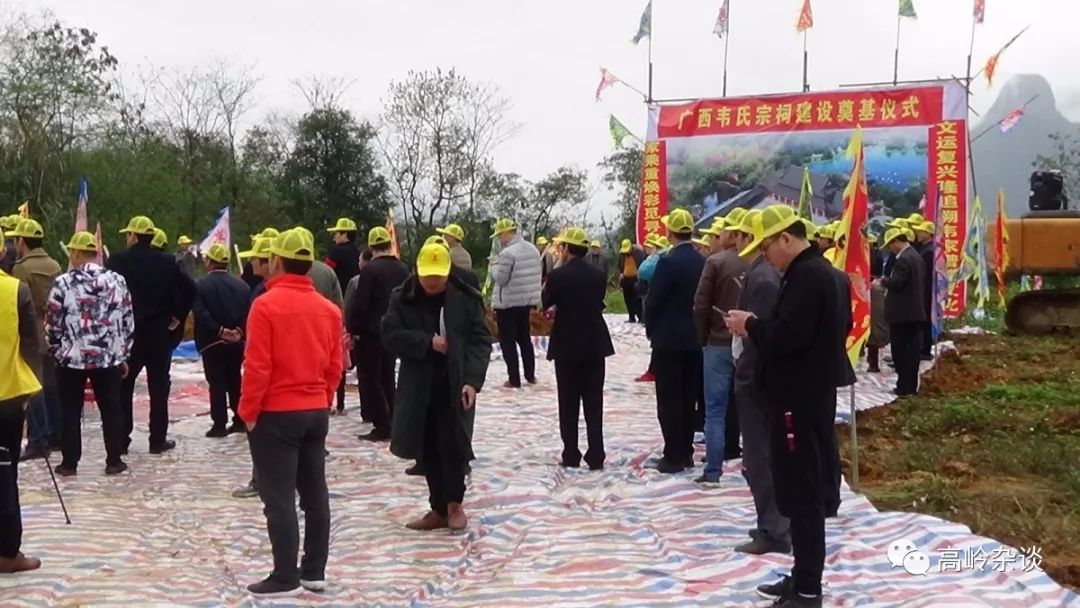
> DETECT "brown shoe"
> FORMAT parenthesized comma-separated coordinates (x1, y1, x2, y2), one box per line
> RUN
(0, 553, 42, 574)
(447, 503, 468, 531)
(406, 511, 449, 531)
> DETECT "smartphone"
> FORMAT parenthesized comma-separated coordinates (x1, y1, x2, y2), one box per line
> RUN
(712, 306, 730, 317)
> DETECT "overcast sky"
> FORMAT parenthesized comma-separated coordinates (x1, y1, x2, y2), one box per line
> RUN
(7, 0, 1078, 217)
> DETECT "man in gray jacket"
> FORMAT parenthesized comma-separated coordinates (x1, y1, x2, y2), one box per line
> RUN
(729, 210, 790, 555)
(490, 218, 542, 388)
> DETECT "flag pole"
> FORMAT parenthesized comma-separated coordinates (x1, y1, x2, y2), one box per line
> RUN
(849, 384, 859, 492)
(802, 31, 809, 92)
(971, 94, 1040, 142)
(965, 17, 980, 201)
(722, 24, 730, 97)
(647, 14, 654, 101)
(893, 14, 902, 86)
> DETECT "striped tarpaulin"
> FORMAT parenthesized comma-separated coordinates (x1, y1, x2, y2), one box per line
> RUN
(4, 319, 1075, 606)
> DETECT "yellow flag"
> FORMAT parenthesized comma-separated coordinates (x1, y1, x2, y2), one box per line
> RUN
(17, 202, 30, 218)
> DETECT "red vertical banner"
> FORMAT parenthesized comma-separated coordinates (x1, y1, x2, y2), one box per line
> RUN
(636, 141, 669, 245)
(930, 121, 969, 318)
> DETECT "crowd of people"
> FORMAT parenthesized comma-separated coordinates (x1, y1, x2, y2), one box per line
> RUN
(0, 202, 932, 605)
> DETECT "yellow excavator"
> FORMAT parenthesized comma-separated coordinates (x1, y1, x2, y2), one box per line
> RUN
(1001, 210, 1080, 335)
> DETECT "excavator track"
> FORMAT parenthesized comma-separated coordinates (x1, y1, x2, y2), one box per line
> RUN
(1005, 289, 1080, 335)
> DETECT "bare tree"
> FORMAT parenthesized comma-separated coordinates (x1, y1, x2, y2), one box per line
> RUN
(291, 74, 356, 112)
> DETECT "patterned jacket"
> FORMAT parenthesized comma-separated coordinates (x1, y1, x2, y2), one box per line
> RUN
(45, 263, 135, 370)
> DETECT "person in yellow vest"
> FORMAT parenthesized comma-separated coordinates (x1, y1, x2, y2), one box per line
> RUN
(0, 258, 43, 574)
(9, 219, 62, 461)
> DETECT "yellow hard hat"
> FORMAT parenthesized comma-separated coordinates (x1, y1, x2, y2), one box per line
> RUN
(0, 215, 19, 230)
(590, 240, 602, 248)
(436, 224, 465, 241)
(661, 208, 695, 234)
(239, 236, 273, 260)
(738, 204, 799, 257)
(270, 229, 315, 261)
(327, 218, 358, 233)
(177, 235, 193, 245)
(119, 215, 156, 235)
(801, 220, 820, 239)
(817, 223, 836, 240)
(416, 242, 452, 277)
(536, 236, 549, 246)
(292, 226, 315, 241)
(867, 232, 880, 245)
(908, 213, 926, 224)
(553, 227, 591, 248)
(205, 243, 230, 263)
(700, 218, 726, 237)
(692, 237, 710, 248)
(259, 227, 280, 240)
(65, 231, 99, 253)
(888, 217, 911, 230)
(620, 238, 632, 253)
(914, 221, 935, 234)
(729, 209, 763, 236)
(10, 218, 44, 239)
(657, 236, 671, 249)
(151, 228, 168, 249)
(491, 218, 517, 238)
(424, 235, 450, 250)
(368, 226, 392, 247)
(724, 208, 749, 227)
(881, 227, 914, 248)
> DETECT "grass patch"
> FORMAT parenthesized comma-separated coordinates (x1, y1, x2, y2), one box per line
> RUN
(605, 289, 628, 315)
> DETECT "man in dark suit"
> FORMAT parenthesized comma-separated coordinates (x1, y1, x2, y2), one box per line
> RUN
(107, 216, 196, 454)
(644, 209, 706, 474)
(542, 228, 615, 471)
(913, 221, 936, 359)
(724, 205, 851, 608)
(876, 228, 926, 396)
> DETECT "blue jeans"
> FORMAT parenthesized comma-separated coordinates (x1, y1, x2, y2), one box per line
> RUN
(702, 346, 735, 480)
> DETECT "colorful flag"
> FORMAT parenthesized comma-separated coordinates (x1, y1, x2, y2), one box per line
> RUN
(595, 68, 620, 102)
(609, 114, 639, 148)
(714, 0, 730, 39)
(1000, 107, 1024, 133)
(198, 207, 231, 255)
(75, 178, 88, 233)
(974, 0, 986, 24)
(385, 210, 400, 259)
(930, 191, 949, 340)
(957, 195, 990, 312)
(994, 188, 1010, 309)
(632, 1, 652, 44)
(17, 202, 29, 218)
(796, 0, 814, 33)
(833, 128, 871, 368)
(899, 0, 917, 19)
(797, 166, 813, 219)
(984, 26, 1029, 87)
(93, 221, 105, 266)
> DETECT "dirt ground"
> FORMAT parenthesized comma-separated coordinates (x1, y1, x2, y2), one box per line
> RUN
(838, 333, 1080, 591)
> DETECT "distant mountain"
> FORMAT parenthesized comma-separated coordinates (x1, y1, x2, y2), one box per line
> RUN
(972, 74, 1080, 217)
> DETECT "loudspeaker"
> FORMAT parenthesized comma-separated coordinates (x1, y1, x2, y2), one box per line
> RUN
(1030, 170, 1068, 211)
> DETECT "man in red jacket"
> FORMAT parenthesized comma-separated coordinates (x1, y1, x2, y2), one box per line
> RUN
(238, 228, 343, 599)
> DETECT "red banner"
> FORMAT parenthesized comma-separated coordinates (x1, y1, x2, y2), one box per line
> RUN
(657, 86, 946, 138)
(635, 141, 669, 245)
(929, 121, 968, 318)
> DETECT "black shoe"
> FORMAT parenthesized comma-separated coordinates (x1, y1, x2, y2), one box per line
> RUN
(205, 426, 229, 438)
(246, 576, 301, 598)
(587, 461, 604, 471)
(867, 366, 881, 373)
(149, 440, 176, 455)
(54, 463, 77, 477)
(735, 536, 792, 555)
(465, 463, 472, 475)
(405, 462, 425, 476)
(655, 458, 685, 474)
(228, 421, 247, 435)
(920, 354, 933, 362)
(694, 474, 721, 487)
(105, 462, 129, 476)
(560, 460, 581, 468)
(525, 377, 537, 386)
(683, 456, 695, 469)
(757, 576, 792, 601)
(20, 443, 49, 462)
(358, 429, 390, 443)
(775, 593, 823, 608)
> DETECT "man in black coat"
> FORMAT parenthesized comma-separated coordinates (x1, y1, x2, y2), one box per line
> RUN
(193, 244, 252, 438)
(107, 216, 196, 454)
(325, 218, 361, 294)
(644, 209, 706, 474)
(876, 228, 927, 396)
(913, 221, 936, 359)
(725, 205, 850, 608)
(347, 227, 410, 442)
(542, 229, 615, 471)
(617, 239, 647, 323)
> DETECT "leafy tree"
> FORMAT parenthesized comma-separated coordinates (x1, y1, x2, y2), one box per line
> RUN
(597, 146, 644, 239)
(1033, 132, 1080, 206)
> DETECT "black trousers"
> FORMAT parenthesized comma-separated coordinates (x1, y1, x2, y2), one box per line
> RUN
(921, 319, 933, 357)
(0, 398, 26, 558)
(356, 335, 396, 433)
(652, 349, 702, 464)
(121, 330, 174, 447)
(620, 277, 641, 322)
(57, 366, 125, 468)
(554, 359, 606, 468)
(250, 409, 330, 586)
(202, 344, 243, 429)
(422, 378, 466, 517)
(725, 393, 741, 455)
(495, 306, 535, 387)
(770, 394, 836, 597)
(891, 322, 923, 395)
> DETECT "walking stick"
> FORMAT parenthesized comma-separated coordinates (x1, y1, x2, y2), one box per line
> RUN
(41, 449, 72, 525)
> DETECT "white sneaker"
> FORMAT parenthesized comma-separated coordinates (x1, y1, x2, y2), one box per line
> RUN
(300, 579, 327, 592)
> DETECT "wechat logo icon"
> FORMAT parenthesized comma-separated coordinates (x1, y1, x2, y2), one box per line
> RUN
(887, 539, 931, 576)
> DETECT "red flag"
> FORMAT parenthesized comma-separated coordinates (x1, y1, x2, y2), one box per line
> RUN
(984, 26, 1029, 87)
(973, 0, 985, 24)
(595, 68, 620, 102)
(93, 221, 105, 266)
(994, 189, 1010, 309)
(714, 0, 730, 38)
(835, 128, 871, 368)
(796, 0, 814, 33)
(999, 107, 1024, 133)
